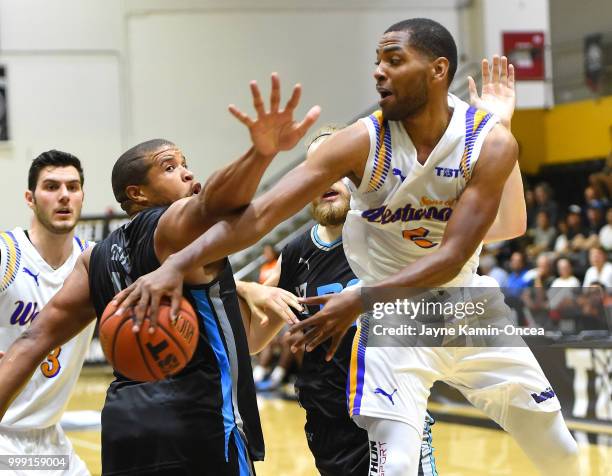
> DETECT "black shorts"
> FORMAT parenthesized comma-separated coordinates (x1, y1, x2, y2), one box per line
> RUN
(101, 379, 255, 476)
(304, 411, 370, 476)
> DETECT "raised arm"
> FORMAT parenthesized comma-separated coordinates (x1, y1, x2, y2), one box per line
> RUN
(469, 55, 526, 243)
(154, 74, 321, 261)
(291, 125, 519, 358)
(0, 250, 96, 420)
(112, 122, 369, 320)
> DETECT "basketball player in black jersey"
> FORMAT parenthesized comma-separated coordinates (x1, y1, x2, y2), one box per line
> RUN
(237, 130, 438, 476)
(0, 75, 320, 475)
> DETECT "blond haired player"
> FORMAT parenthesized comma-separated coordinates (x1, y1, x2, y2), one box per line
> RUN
(0, 151, 94, 475)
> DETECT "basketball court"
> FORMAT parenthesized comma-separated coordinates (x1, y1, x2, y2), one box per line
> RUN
(64, 367, 612, 475)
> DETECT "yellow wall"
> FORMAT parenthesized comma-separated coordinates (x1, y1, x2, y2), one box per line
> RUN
(513, 96, 612, 174)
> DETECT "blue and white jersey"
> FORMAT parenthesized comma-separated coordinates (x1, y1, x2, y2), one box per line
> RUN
(0, 227, 95, 429)
(343, 94, 500, 286)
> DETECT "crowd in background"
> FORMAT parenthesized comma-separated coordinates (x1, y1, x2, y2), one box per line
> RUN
(480, 161, 612, 332)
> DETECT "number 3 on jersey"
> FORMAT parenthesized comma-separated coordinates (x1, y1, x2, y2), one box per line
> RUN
(402, 227, 438, 249)
(40, 347, 62, 378)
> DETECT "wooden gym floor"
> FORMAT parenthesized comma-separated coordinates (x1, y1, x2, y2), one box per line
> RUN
(65, 367, 612, 476)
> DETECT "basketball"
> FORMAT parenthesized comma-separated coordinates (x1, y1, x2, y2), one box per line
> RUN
(99, 298, 199, 382)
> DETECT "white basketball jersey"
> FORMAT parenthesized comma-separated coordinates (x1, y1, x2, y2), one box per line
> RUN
(0, 228, 95, 429)
(343, 94, 499, 286)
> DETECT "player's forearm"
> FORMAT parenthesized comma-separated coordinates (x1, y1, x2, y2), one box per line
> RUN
(200, 146, 275, 216)
(170, 165, 326, 273)
(0, 330, 51, 420)
(483, 162, 526, 243)
(374, 246, 468, 290)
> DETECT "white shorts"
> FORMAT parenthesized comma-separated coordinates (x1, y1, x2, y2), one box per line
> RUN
(349, 344, 560, 433)
(0, 424, 90, 476)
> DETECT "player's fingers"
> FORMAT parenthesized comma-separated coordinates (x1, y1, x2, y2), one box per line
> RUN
(113, 285, 140, 316)
(112, 282, 136, 313)
(467, 76, 478, 103)
(508, 63, 515, 90)
(250, 81, 266, 117)
(481, 58, 490, 85)
(305, 327, 330, 352)
(253, 308, 269, 327)
(170, 292, 181, 321)
(132, 288, 150, 333)
(147, 292, 162, 334)
(325, 334, 343, 362)
(291, 325, 318, 351)
(0, 351, 4, 359)
(228, 105, 254, 127)
(294, 105, 321, 137)
(491, 55, 500, 84)
(279, 290, 303, 312)
(500, 56, 508, 85)
(298, 293, 332, 306)
(274, 296, 299, 325)
(270, 73, 280, 113)
(283, 83, 302, 112)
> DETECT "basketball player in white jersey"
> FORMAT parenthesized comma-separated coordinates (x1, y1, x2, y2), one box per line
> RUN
(114, 18, 580, 475)
(0, 150, 93, 475)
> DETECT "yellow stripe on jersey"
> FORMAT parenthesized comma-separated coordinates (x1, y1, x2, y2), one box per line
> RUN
(348, 323, 362, 413)
(460, 108, 492, 181)
(0, 231, 21, 292)
(367, 111, 392, 192)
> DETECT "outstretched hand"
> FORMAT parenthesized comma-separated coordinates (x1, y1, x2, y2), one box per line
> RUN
(288, 289, 363, 361)
(228, 73, 321, 157)
(468, 55, 515, 128)
(111, 258, 184, 334)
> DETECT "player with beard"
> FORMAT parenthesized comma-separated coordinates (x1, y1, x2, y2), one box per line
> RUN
(0, 151, 93, 475)
(112, 19, 578, 475)
(237, 129, 438, 475)
(0, 76, 320, 475)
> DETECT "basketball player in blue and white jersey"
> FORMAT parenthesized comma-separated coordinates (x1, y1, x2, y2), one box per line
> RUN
(0, 151, 94, 475)
(114, 18, 580, 475)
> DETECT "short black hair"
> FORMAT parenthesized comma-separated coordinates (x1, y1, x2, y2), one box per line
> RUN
(385, 18, 458, 85)
(28, 150, 84, 191)
(111, 138, 175, 213)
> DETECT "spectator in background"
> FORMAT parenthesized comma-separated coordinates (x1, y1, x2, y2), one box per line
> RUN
(525, 188, 537, 229)
(548, 258, 581, 326)
(565, 205, 588, 252)
(583, 246, 612, 287)
(506, 251, 529, 297)
(584, 185, 607, 209)
(479, 253, 508, 287)
(526, 210, 556, 259)
(573, 204, 606, 252)
(554, 218, 571, 255)
(534, 182, 558, 226)
(599, 207, 612, 251)
(524, 253, 555, 289)
(258, 243, 279, 284)
(577, 283, 608, 331)
(551, 258, 581, 288)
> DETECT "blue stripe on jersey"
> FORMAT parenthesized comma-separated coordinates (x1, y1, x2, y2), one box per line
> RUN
(312, 225, 342, 248)
(233, 427, 251, 476)
(190, 289, 236, 462)
(74, 236, 87, 252)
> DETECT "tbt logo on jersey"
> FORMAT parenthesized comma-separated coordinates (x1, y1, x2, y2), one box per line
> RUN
(435, 166, 461, 178)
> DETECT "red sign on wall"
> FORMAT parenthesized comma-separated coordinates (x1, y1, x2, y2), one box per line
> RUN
(503, 31, 545, 80)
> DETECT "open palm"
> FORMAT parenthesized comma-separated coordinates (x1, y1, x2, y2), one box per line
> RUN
(468, 55, 515, 128)
(229, 73, 321, 157)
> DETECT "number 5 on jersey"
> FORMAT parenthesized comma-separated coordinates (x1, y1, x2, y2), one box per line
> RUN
(402, 227, 438, 249)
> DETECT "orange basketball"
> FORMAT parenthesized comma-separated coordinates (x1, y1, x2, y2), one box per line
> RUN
(99, 297, 199, 382)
